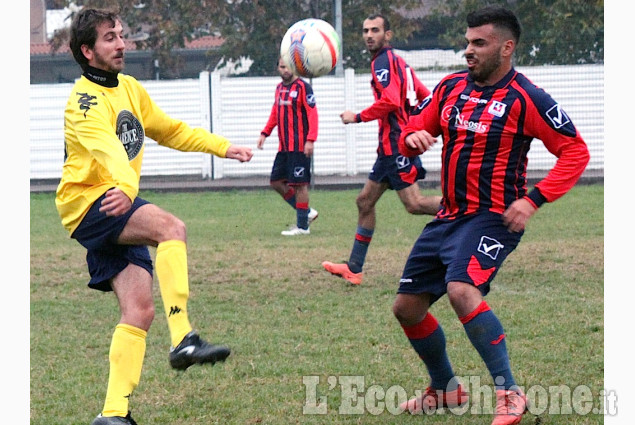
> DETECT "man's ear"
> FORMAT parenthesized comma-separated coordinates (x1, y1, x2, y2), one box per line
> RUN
(81, 44, 93, 62)
(501, 39, 515, 59)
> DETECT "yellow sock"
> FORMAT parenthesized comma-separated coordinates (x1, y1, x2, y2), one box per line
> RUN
(156, 240, 193, 347)
(102, 324, 147, 417)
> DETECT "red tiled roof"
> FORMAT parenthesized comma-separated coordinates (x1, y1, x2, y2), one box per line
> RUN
(31, 35, 224, 56)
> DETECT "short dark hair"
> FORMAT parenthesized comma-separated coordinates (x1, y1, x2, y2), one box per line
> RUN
(69, 8, 120, 70)
(466, 6, 521, 44)
(366, 14, 391, 32)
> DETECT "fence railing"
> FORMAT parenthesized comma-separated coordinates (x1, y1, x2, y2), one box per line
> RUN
(30, 64, 603, 187)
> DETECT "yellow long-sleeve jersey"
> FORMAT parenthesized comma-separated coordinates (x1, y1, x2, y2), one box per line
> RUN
(56, 71, 231, 235)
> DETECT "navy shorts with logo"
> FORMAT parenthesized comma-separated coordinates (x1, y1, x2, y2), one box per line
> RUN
(398, 211, 523, 305)
(71, 191, 153, 292)
(369, 154, 426, 191)
(270, 151, 312, 186)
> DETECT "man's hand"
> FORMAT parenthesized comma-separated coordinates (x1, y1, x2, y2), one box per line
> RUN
(404, 130, 437, 154)
(340, 110, 357, 124)
(99, 188, 132, 217)
(502, 198, 537, 233)
(226, 145, 254, 162)
(257, 134, 266, 150)
(304, 141, 315, 158)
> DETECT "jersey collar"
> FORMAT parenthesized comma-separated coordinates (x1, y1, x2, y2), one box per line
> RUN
(83, 66, 119, 88)
(466, 67, 517, 91)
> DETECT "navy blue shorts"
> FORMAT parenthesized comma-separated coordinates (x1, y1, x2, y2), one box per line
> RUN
(270, 151, 312, 186)
(398, 211, 523, 305)
(71, 192, 153, 292)
(368, 154, 426, 191)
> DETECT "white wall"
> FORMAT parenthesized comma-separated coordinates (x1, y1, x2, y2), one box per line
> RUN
(29, 64, 603, 181)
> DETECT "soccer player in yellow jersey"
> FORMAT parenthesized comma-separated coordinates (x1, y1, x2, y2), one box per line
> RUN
(56, 8, 253, 425)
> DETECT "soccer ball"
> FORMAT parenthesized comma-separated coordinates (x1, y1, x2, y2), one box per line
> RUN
(280, 18, 341, 78)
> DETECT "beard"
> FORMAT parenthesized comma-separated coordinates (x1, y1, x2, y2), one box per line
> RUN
(93, 50, 125, 74)
(467, 54, 501, 84)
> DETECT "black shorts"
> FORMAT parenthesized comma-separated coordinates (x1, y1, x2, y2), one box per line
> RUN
(71, 192, 153, 292)
(398, 211, 523, 305)
(270, 151, 312, 186)
(368, 154, 426, 191)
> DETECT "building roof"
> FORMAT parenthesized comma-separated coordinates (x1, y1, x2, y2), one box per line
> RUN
(30, 35, 224, 56)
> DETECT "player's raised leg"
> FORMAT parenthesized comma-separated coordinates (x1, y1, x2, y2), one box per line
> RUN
(118, 203, 231, 370)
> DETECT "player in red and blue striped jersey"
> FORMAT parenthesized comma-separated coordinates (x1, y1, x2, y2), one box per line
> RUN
(259, 58, 319, 236)
(322, 14, 441, 284)
(394, 7, 590, 424)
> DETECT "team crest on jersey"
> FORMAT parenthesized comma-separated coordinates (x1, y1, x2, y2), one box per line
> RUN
(290, 90, 298, 98)
(116, 110, 144, 160)
(488, 100, 507, 117)
(441, 105, 459, 123)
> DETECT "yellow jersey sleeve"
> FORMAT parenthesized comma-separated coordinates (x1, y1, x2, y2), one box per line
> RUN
(132, 80, 231, 157)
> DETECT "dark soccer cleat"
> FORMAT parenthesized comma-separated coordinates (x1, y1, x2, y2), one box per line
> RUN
(91, 411, 138, 425)
(169, 331, 231, 371)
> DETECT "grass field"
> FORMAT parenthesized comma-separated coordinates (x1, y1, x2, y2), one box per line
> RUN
(30, 184, 603, 425)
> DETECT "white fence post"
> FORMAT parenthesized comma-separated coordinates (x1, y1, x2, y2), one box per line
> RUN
(199, 71, 212, 179)
(344, 67, 357, 176)
(210, 71, 224, 179)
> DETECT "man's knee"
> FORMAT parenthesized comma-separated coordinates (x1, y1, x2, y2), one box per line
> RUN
(122, 300, 155, 331)
(402, 199, 421, 214)
(393, 294, 428, 326)
(356, 193, 374, 213)
(157, 213, 187, 241)
(447, 281, 483, 317)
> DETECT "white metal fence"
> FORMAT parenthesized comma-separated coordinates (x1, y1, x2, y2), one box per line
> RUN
(29, 64, 603, 183)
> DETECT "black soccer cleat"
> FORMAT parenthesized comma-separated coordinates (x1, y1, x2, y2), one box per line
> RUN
(169, 331, 231, 371)
(91, 411, 138, 425)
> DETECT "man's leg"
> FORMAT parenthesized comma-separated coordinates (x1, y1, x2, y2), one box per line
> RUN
(101, 264, 154, 418)
(393, 293, 458, 392)
(117, 203, 230, 370)
(448, 281, 526, 425)
(118, 203, 192, 347)
(322, 180, 386, 284)
(347, 180, 385, 272)
(393, 293, 466, 414)
(396, 183, 441, 216)
(294, 184, 310, 229)
(448, 281, 518, 390)
(271, 179, 296, 209)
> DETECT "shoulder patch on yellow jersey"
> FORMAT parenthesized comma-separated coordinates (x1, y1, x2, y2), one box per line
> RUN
(75, 92, 98, 118)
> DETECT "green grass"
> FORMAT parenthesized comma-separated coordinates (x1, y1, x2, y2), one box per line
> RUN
(30, 185, 603, 424)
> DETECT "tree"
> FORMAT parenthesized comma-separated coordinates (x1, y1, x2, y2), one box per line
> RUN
(48, 0, 602, 77)
(49, 0, 426, 77)
(429, 0, 604, 65)
(214, 0, 424, 75)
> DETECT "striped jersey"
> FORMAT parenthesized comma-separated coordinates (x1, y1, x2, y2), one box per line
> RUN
(358, 47, 430, 157)
(261, 77, 318, 152)
(400, 68, 589, 220)
(56, 66, 232, 235)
